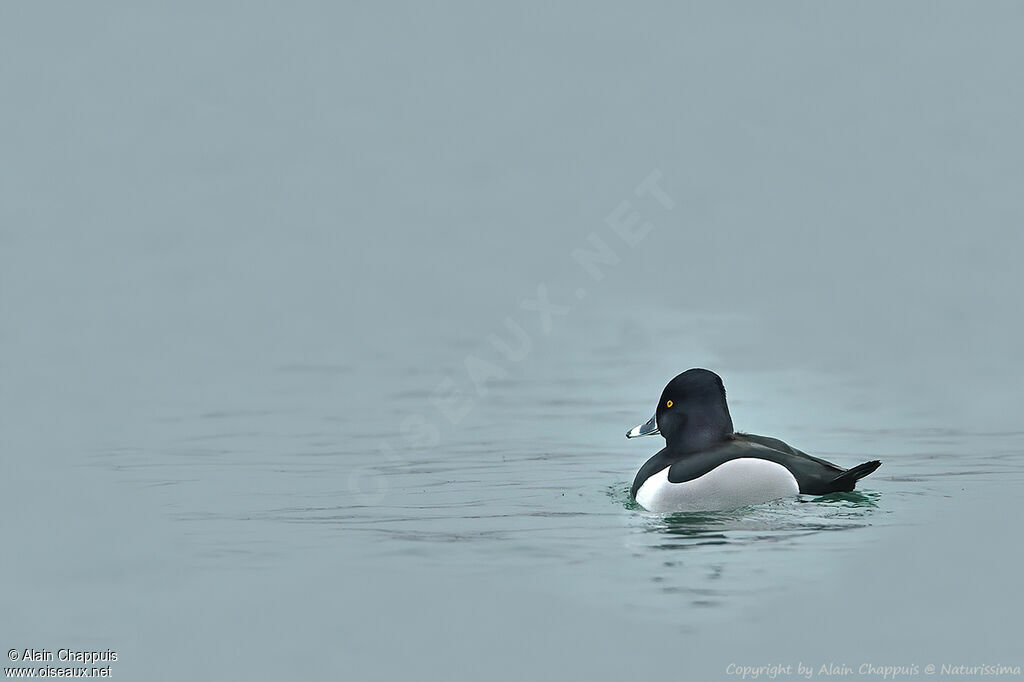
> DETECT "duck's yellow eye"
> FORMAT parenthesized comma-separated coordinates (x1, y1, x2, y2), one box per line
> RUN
(666, 400, 673, 408)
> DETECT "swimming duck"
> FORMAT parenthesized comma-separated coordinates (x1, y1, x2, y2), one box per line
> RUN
(627, 369, 881, 512)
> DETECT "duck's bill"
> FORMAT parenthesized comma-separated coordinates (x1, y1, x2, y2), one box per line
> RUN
(626, 414, 659, 439)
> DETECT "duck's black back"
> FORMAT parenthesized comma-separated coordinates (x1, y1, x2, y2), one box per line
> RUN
(631, 433, 879, 498)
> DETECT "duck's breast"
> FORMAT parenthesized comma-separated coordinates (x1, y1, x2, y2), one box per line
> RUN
(635, 457, 799, 513)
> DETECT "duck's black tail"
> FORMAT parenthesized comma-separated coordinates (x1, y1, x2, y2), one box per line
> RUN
(828, 460, 882, 492)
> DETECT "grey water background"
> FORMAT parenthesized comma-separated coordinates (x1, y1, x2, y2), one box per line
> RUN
(2, 3, 1023, 680)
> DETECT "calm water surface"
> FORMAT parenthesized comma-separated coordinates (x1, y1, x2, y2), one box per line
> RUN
(3, 4, 1023, 680)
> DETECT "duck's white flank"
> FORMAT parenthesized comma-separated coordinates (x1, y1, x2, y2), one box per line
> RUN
(635, 457, 799, 512)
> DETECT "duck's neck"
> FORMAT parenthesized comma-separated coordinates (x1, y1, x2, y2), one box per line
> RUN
(667, 412, 733, 454)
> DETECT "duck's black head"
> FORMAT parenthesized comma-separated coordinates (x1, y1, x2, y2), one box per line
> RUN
(626, 368, 735, 453)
